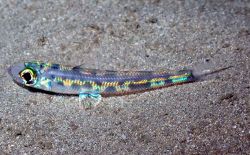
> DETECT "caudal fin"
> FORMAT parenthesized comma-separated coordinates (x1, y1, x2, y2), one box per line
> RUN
(193, 66, 233, 81)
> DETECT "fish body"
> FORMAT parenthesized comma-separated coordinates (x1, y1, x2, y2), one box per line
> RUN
(8, 61, 195, 98)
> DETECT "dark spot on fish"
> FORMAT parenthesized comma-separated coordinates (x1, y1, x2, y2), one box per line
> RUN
(129, 82, 151, 90)
(56, 81, 64, 86)
(118, 81, 125, 86)
(155, 81, 162, 84)
(83, 82, 93, 89)
(50, 75, 55, 80)
(104, 86, 117, 93)
(94, 81, 102, 86)
(51, 64, 60, 70)
(164, 79, 174, 84)
(40, 64, 44, 69)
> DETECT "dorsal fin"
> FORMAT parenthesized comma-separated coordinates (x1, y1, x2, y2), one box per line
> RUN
(71, 64, 175, 77)
(72, 65, 83, 71)
(72, 65, 117, 75)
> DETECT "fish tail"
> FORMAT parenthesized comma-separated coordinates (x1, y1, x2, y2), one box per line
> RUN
(192, 66, 233, 81)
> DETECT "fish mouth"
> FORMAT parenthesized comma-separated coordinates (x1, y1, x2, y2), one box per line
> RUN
(7, 63, 26, 83)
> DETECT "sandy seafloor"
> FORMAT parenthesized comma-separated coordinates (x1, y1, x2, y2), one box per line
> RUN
(0, 0, 249, 154)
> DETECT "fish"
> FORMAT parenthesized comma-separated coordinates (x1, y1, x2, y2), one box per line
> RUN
(7, 61, 231, 108)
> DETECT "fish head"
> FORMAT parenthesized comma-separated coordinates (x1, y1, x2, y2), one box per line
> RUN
(8, 61, 45, 88)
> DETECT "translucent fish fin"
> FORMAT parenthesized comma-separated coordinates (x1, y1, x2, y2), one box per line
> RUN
(78, 91, 102, 110)
(72, 66, 81, 71)
(192, 66, 233, 81)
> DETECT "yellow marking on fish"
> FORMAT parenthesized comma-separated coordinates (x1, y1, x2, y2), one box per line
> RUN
(106, 82, 111, 87)
(74, 80, 79, 85)
(169, 73, 189, 79)
(82, 81, 86, 85)
(133, 79, 148, 85)
(110, 82, 119, 86)
(101, 82, 106, 87)
(63, 79, 73, 86)
(105, 82, 117, 87)
(124, 81, 131, 86)
(90, 81, 97, 87)
(150, 78, 166, 82)
(56, 77, 63, 82)
(77, 80, 82, 85)
(113, 82, 119, 86)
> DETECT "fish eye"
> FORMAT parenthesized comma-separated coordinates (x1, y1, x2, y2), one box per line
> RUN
(19, 68, 37, 85)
